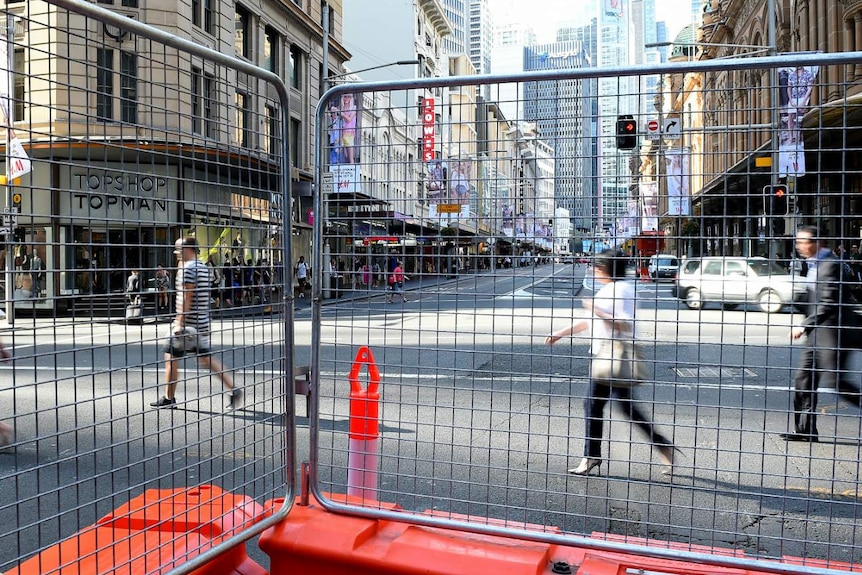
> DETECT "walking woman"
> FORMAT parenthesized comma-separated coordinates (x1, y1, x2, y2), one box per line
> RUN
(546, 249, 678, 476)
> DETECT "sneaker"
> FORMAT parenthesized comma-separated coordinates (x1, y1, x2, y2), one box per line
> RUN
(227, 389, 244, 411)
(150, 396, 177, 409)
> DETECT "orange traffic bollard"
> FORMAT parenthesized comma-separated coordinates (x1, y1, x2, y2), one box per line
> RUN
(347, 346, 381, 501)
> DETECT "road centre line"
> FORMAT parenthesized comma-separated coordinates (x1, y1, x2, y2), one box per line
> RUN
(0, 365, 813, 393)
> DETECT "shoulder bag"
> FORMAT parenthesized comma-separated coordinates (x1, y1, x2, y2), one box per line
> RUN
(590, 325, 646, 387)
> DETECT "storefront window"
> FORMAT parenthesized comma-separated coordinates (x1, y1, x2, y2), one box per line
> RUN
(10, 226, 52, 309)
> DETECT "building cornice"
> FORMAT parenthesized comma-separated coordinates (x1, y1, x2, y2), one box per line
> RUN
(417, 0, 453, 37)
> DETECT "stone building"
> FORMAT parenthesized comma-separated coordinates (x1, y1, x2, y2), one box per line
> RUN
(693, 0, 862, 257)
(5, 0, 348, 312)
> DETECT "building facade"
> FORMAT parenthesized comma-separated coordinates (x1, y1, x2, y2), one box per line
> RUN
(646, 0, 862, 260)
(7, 0, 348, 311)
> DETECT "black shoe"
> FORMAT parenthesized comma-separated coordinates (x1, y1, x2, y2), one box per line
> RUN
(779, 432, 819, 443)
(150, 396, 177, 409)
(227, 389, 244, 411)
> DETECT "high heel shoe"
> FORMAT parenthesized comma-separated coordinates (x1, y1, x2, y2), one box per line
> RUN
(568, 458, 602, 476)
(656, 444, 683, 475)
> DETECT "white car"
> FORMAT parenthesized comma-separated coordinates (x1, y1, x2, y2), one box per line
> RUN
(675, 256, 807, 313)
(647, 254, 680, 281)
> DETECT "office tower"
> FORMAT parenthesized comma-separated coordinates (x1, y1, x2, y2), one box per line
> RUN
(523, 43, 592, 231)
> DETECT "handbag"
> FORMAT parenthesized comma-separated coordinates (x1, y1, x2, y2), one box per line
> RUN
(590, 338, 646, 387)
(125, 302, 143, 320)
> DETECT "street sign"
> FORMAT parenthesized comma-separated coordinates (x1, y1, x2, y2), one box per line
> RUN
(437, 204, 462, 214)
(663, 118, 681, 139)
(321, 172, 335, 195)
(2, 207, 18, 226)
(646, 119, 661, 141)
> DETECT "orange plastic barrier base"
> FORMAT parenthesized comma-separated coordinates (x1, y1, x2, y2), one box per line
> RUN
(259, 494, 860, 575)
(10, 485, 267, 575)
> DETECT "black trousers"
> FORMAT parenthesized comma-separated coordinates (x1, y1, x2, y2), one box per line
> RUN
(792, 330, 862, 435)
(583, 380, 673, 458)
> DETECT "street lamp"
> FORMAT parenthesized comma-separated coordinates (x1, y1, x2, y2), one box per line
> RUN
(327, 60, 420, 83)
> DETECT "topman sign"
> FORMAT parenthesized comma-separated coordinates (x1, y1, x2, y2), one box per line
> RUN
(59, 164, 178, 224)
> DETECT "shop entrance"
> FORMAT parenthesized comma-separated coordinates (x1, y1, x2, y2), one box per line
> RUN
(72, 227, 162, 294)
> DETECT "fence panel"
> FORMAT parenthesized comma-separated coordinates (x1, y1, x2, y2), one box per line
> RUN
(0, 1, 295, 572)
(310, 52, 862, 572)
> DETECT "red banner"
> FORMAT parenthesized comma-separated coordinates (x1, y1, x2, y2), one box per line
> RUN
(422, 98, 435, 162)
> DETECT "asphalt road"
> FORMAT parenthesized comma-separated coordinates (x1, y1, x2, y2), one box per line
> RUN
(2, 264, 861, 571)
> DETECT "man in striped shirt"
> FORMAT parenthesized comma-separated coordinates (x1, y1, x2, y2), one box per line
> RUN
(151, 236, 243, 410)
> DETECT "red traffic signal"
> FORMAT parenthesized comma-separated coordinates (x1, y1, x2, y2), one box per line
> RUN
(764, 184, 788, 215)
(615, 115, 637, 150)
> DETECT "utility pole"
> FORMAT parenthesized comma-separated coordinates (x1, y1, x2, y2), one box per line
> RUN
(767, 0, 780, 258)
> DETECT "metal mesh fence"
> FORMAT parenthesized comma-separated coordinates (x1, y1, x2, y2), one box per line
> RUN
(0, 2, 293, 572)
(310, 52, 862, 570)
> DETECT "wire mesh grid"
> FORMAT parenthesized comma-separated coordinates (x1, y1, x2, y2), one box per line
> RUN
(311, 53, 862, 570)
(0, 3, 292, 572)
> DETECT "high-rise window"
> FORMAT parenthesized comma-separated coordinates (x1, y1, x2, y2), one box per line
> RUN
(289, 45, 302, 89)
(235, 5, 250, 59)
(235, 91, 250, 146)
(13, 48, 24, 121)
(204, 0, 214, 33)
(264, 27, 279, 73)
(264, 105, 278, 155)
(96, 48, 114, 120)
(191, 67, 202, 134)
(120, 51, 137, 123)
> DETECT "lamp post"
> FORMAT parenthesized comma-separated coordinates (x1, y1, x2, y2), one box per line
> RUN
(327, 60, 421, 83)
(2, 15, 20, 324)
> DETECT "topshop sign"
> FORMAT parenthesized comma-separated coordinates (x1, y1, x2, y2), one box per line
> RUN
(60, 165, 178, 224)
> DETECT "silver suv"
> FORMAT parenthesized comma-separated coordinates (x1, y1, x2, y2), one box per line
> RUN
(675, 256, 807, 313)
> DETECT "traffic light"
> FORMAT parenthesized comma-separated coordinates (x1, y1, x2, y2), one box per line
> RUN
(11, 192, 21, 212)
(763, 184, 788, 215)
(615, 115, 637, 150)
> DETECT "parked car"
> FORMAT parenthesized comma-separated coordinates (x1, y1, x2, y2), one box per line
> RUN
(675, 256, 807, 313)
(647, 254, 680, 281)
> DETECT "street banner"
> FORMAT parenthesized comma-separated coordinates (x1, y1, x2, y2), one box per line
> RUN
(665, 147, 690, 216)
(448, 158, 473, 205)
(426, 158, 473, 221)
(326, 91, 362, 168)
(777, 64, 818, 177)
(0, 31, 33, 180)
(426, 159, 445, 202)
(640, 181, 659, 232)
(501, 203, 514, 237)
(8, 130, 31, 180)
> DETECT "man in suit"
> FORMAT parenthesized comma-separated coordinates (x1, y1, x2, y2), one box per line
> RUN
(783, 225, 862, 442)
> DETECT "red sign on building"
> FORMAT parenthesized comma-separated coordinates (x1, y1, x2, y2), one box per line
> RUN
(422, 98, 435, 162)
